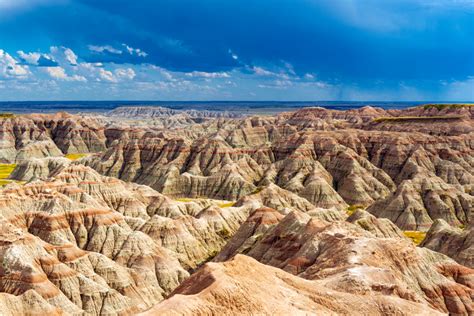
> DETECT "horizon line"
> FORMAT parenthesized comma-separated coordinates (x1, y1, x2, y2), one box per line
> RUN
(0, 100, 473, 103)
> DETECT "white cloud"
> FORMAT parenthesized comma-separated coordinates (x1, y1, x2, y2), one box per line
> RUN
(161, 70, 174, 80)
(98, 68, 117, 82)
(228, 49, 239, 60)
(252, 66, 274, 76)
(304, 73, 315, 80)
(443, 76, 474, 100)
(49, 46, 80, 66)
(115, 68, 136, 80)
(0, 50, 29, 78)
(88, 45, 122, 54)
(251, 65, 291, 80)
(45, 66, 86, 82)
(284, 62, 296, 75)
(17, 51, 41, 65)
(122, 44, 148, 57)
(186, 71, 230, 78)
(64, 48, 78, 65)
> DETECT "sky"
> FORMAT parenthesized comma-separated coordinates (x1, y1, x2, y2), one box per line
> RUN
(0, 0, 473, 101)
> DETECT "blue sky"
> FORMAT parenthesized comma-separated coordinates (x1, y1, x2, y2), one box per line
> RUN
(0, 0, 473, 101)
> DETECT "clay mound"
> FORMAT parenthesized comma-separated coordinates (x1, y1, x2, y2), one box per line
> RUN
(214, 208, 474, 315)
(421, 219, 474, 268)
(367, 173, 472, 231)
(0, 290, 63, 316)
(347, 209, 405, 238)
(81, 112, 472, 231)
(0, 113, 107, 163)
(0, 165, 258, 313)
(10, 157, 71, 182)
(234, 183, 345, 222)
(144, 255, 444, 316)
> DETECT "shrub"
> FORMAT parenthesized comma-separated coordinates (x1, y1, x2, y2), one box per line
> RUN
(403, 231, 426, 245)
(65, 153, 88, 160)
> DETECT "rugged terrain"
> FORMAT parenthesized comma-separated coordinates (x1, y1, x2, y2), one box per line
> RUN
(0, 104, 472, 315)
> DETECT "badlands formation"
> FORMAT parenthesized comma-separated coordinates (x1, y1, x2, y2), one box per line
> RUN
(0, 104, 472, 315)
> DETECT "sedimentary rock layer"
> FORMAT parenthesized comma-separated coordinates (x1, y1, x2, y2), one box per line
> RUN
(214, 208, 474, 315)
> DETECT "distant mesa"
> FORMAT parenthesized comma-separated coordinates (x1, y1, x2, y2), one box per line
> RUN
(107, 106, 244, 119)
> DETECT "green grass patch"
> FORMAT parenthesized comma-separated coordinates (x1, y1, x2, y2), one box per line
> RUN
(346, 204, 364, 216)
(0, 164, 16, 179)
(0, 163, 17, 187)
(423, 103, 474, 110)
(65, 153, 88, 160)
(175, 198, 236, 208)
(403, 231, 426, 245)
(0, 179, 11, 186)
(175, 197, 197, 202)
(218, 202, 235, 208)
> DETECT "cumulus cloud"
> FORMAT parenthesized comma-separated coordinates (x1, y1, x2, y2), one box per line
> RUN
(17, 50, 58, 67)
(98, 68, 117, 82)
(64, 48, 78, 65)
(95, 67, 135, 83)
(0, 50, 29, 78)
(115, 68, 136, 80)
(45, 66, 86, 81)
(122, 44, 147, 57)
(88, 45, 122, 54)
(17, 51, 41, 65)
(49, 46, 79, 65)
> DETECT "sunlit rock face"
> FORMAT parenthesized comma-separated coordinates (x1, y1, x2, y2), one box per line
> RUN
(421, 219, 474, 268)
(82, 106, 473, 231)
(0, 113, 109, 163)
(0, 165, 260, 314)
(144, 255, 448, 316)
(0, 105, 473, 315)
(213, 208, 474, 315)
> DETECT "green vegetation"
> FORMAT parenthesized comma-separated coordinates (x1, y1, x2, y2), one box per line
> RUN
(175, 197, 198, 202)
(218, 201, 236, 208)
(403, 231, 426, 245)
(423, 103, 474, 110)
(0, 164, 16, 178)
(65, 153, 88, 160)
(0, 179, 11, 186)
(0, 113, 15, 118)
(0, 163, 17, 187)
(175, 197, 236, 208)
(346, 204, 364, 216)
(373, 115, 463, 123)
